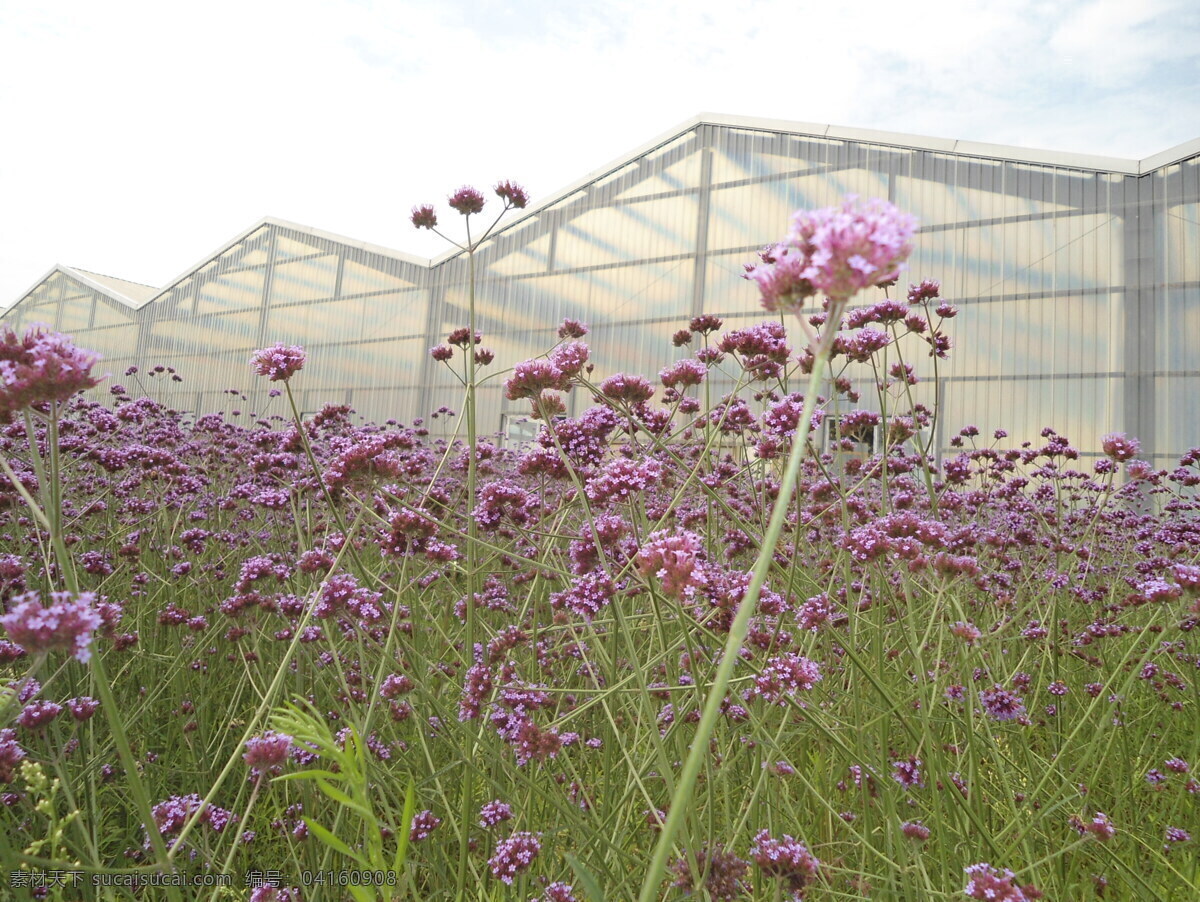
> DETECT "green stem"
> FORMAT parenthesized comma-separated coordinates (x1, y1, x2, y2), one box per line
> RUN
(636, 349, 829, 902)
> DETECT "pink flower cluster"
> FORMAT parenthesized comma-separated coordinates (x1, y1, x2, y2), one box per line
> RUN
(0, 326, 102, 417)
(963, 862, 1041, 901)
(750, 829, 820, 899)
(243, 730, 293, 778)
(0, 591, 102, 663)
(745, 196, 917, 312)
(250, 344, 306, 382)
(636, 530, 706, 600)
(488, 831, 541, 884)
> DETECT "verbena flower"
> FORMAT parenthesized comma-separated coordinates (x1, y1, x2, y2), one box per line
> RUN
(980, 685, 1027, 722)
(448, 186, 486, 215)
(409, 809, 441, 841)
(750, 829, 820, 898)
(745, 196, 917, 312)
(670, 843, 750, 901)
(0, 325, 102, 417)
(488, 831, 541, 884)
(0, 729, 26, 783)
(410, 204, 438, 229)
(494, 180, 529, 209)
(0, 591, 102, 663)
(243, 730, 293, 778)
(478, 799, 513, 828)
(636, 530, 706, 600)
(963, 862, 1041, 901)
(250, 344, 306, 382)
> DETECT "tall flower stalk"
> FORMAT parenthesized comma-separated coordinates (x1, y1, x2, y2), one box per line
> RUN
(413, 180, 529, 899)
(638, 196, 917, 901)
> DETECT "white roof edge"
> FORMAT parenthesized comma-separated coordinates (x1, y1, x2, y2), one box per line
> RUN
(148, 216, 280, 303)
(0, 264, 147, 319)
(2, 265, 69, 316)
(61, 266, 150, 309)
(260, 216, 432, 268)
(696, 113, 1144, 174)
(1139, 136, 1200, 174)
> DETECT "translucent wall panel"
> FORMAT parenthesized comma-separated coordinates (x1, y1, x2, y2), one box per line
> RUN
(3, 126, 1197, 461)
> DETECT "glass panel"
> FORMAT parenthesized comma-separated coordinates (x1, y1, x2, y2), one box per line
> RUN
(269, 255, 338, 304)
(341, 258, 414, 295)
(195, 267, 266, 315)
(554, 195, 698, 269)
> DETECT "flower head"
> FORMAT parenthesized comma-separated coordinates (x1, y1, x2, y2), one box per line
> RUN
(243, 730, 293, 778)
(0, 591, 102, 663)
(494, 180, 529, 209)
(1101, 432, 1140, 462)
(410, 204, 438, 229)
(963, 863, 1039, 901)
(0, 326, 102, 417)
(750, 829, 820, 897)
(448, 186, 486, 215)
(250, 344, 306, 382)
(488, 831, 540, 884)
(746, 197, 917, 313)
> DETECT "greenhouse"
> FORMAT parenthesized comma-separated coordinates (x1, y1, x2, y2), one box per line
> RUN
(3, 113, 1199, 463)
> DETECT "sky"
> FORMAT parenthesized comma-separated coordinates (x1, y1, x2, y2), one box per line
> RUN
(2, 0, 1198, 309)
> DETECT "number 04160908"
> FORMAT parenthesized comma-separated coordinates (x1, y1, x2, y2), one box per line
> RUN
(300, 870, 398, 887)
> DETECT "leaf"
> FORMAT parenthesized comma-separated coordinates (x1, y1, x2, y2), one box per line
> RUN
(304, 817, 366, 865)
(313, 778, 375, 820)
(392, 776, 417, 875)
(563, 852, 606, 902)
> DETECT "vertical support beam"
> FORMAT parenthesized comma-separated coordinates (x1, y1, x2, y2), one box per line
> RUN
(690, 126, 713, 317)
(255, 228, 278, 347)
(1122, 173, 1156, 459)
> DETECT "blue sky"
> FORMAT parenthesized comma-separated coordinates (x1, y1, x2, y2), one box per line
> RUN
(2, 0, 1198, 308)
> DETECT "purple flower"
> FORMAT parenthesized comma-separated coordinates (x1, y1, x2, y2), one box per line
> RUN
(505, 358, 567, 401)
(980, 684, 1026, 722)
(599, 373, 654, 405)
(0, 326, 102, 417)
(0, 591, 102, 663)
(1101, 432, 1140, 462)
(67, 697, 99, 721)
(1165, 826, 1191, 844)
(0, 730, 27, 783)
(746, 197, 917, 311)
(750, 829, 820, 897)
(488, 831, 540, 884)
(557, 318, 589, 339)
(747, 653, 822, 706)
(410, 204, 438, 229)
(549, 340, 589, 377)
(148, 793, 238, 850)
(963, 863, 1038, 901)
(243, 730, 293, 778)
(17, 700, 62, 730)
(409, 809, 441, 841)
(636, 530, 706, 600)
(901, 821, 931, 841)
(660, 359, 707, 390)
(892, 755, 924, 789)
(478, 799, 513, 828)
(494, 180, 529, 209)
(250, 344, 306, 382)
(448, 186, 486, 215)
(670, 843, 750, 901)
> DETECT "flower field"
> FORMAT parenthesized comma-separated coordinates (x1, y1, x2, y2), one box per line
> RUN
(0, 194, 1197, 901)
